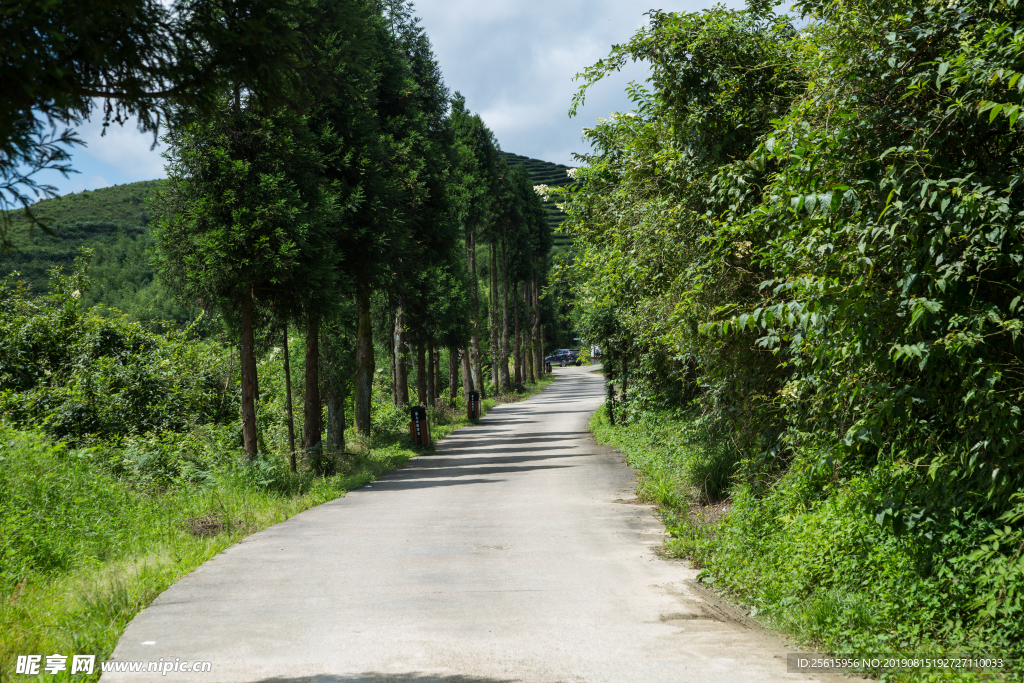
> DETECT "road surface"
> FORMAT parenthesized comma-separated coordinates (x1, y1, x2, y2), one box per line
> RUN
(105, 365, 827, 683)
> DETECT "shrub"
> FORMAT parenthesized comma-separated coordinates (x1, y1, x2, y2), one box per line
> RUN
(0, 258, 234, 443)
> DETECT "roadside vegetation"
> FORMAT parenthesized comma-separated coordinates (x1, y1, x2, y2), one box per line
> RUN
(567, 0, 1024, 678)
(2, 0, 569, 677)
(0, 258, 553, 681)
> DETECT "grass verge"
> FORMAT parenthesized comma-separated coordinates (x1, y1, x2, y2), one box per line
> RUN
(0, 375, 554, 681)
(590, 406, 1022, 683)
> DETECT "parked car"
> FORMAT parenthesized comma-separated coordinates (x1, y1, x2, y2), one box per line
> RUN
(545, 349, 582, 367)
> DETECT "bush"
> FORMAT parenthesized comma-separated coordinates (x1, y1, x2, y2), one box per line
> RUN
(0, 259, 233, 443)
(592, 406, 1024, 676)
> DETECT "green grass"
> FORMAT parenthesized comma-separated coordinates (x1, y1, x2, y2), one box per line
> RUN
(0, 374, 555, 682)
(589, 405, 1023, 683)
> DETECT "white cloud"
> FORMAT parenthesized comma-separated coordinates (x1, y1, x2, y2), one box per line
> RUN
(413, 0, 733, 164)
(74, 115, 165, 180)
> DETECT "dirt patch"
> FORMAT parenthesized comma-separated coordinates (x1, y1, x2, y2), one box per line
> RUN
(683, 579, 762, 630)
(185, 515, 242, 537)
(660, 612, 710, 622)
(689, 500, 731, 525)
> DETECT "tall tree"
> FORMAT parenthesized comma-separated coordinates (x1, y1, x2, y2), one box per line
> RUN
(154, 102, 337, 458)
(450, 95, 501, 397)
(1, 0, 353, 253)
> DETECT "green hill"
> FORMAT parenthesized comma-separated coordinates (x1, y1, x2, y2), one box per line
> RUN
(9, 179, 163, 227)
(1, 180, 195, 323)
(500, 152, 574, 250)
(2, 157, 572, 319)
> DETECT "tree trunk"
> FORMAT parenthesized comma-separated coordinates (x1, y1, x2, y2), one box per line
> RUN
(326, 393, 345, 453)
(461, 346, 473, 399)
(240, 286, 258, 459)
(449, 346, 459, 407)
(467, 224, 483, 397)
(433, 347, 441, 404)
(354, 286, 374, 437)
(427, 343, 436, 407)
(532, 275, 542, 379)
(303, 311, 321, 450)
(394, 302, 408, 407)
(499, 239, 511, 393)
(283, 322, 296, 471)
(540, 323, 546, 373)
(405, 341, 414, 403)
(513, 280, 522, 386)
(525, 277, 535, 383)
(389, 306, 398, 405)
(620, 355, 629, 424)
(417, 342, 427, 405)
(606, 357, 617, 426)
(490, 241, 500, 392)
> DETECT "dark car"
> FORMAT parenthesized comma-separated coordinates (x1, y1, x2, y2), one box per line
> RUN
(544, 349, 582, 367)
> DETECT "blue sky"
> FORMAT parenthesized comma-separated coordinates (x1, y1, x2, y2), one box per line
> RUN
(41, 0, 738, 197)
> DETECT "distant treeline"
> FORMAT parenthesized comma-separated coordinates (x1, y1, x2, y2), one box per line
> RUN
(1, 1, 576, 467)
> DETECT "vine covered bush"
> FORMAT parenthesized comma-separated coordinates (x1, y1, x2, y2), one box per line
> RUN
(0, 255, 235, 444)
(566, 0, 1024, 662)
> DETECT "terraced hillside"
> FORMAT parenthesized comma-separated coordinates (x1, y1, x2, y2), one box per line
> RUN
(500, 152, 574, 249)
(1, 180, 194, 322)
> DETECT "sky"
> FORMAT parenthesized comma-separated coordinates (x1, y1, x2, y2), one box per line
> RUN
(42, 0, 740, 197)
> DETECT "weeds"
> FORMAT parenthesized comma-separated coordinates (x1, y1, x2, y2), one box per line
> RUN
(1, 375, 553, 681)
(590, 407, 1024, 683)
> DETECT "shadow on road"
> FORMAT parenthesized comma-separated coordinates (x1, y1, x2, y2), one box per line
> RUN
(368, 477, 506, 490)
(428, 452, 587, 466)
(388, 463, 570, 480)
(435, 445, 581, 456)
(438, 436, 580, 450)
(448, 432, 588, 441)
(253, 674, 518, 683)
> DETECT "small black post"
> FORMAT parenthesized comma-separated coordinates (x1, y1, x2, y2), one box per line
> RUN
(467, 390, 481, 420)
(410, 405, 430, 446)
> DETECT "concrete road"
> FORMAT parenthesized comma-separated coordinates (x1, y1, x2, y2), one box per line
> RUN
(105, 365, 827, 683)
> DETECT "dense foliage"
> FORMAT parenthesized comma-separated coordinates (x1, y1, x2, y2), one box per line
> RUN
(0, 259, 228, 443)
(566, 0, 1024, 664)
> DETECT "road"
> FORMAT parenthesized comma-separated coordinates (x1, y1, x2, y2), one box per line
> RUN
(105, 365, 827, 683)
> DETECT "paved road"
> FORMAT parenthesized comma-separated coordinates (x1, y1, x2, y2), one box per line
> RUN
(106, 365, 826, 683)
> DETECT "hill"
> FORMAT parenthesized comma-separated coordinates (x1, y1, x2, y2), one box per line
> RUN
(499, 152, 574, 250)
(1, 180, 195, 323)
(8, 179, 163, 227)
(2, 155, 572, 318)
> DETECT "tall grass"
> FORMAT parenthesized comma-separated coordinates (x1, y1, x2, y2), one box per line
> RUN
(0, 428, 368, 681)
(1, 375, 554, 681)
(590, 407, 1022, 683)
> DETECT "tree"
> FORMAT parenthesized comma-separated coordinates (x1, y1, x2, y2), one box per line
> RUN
(154, 102, 337, 458)
(370, 1, 465, 413)
(503, 163, 545, 384)
(1, 0, 353, 253)
(450, 95, 501, 396)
